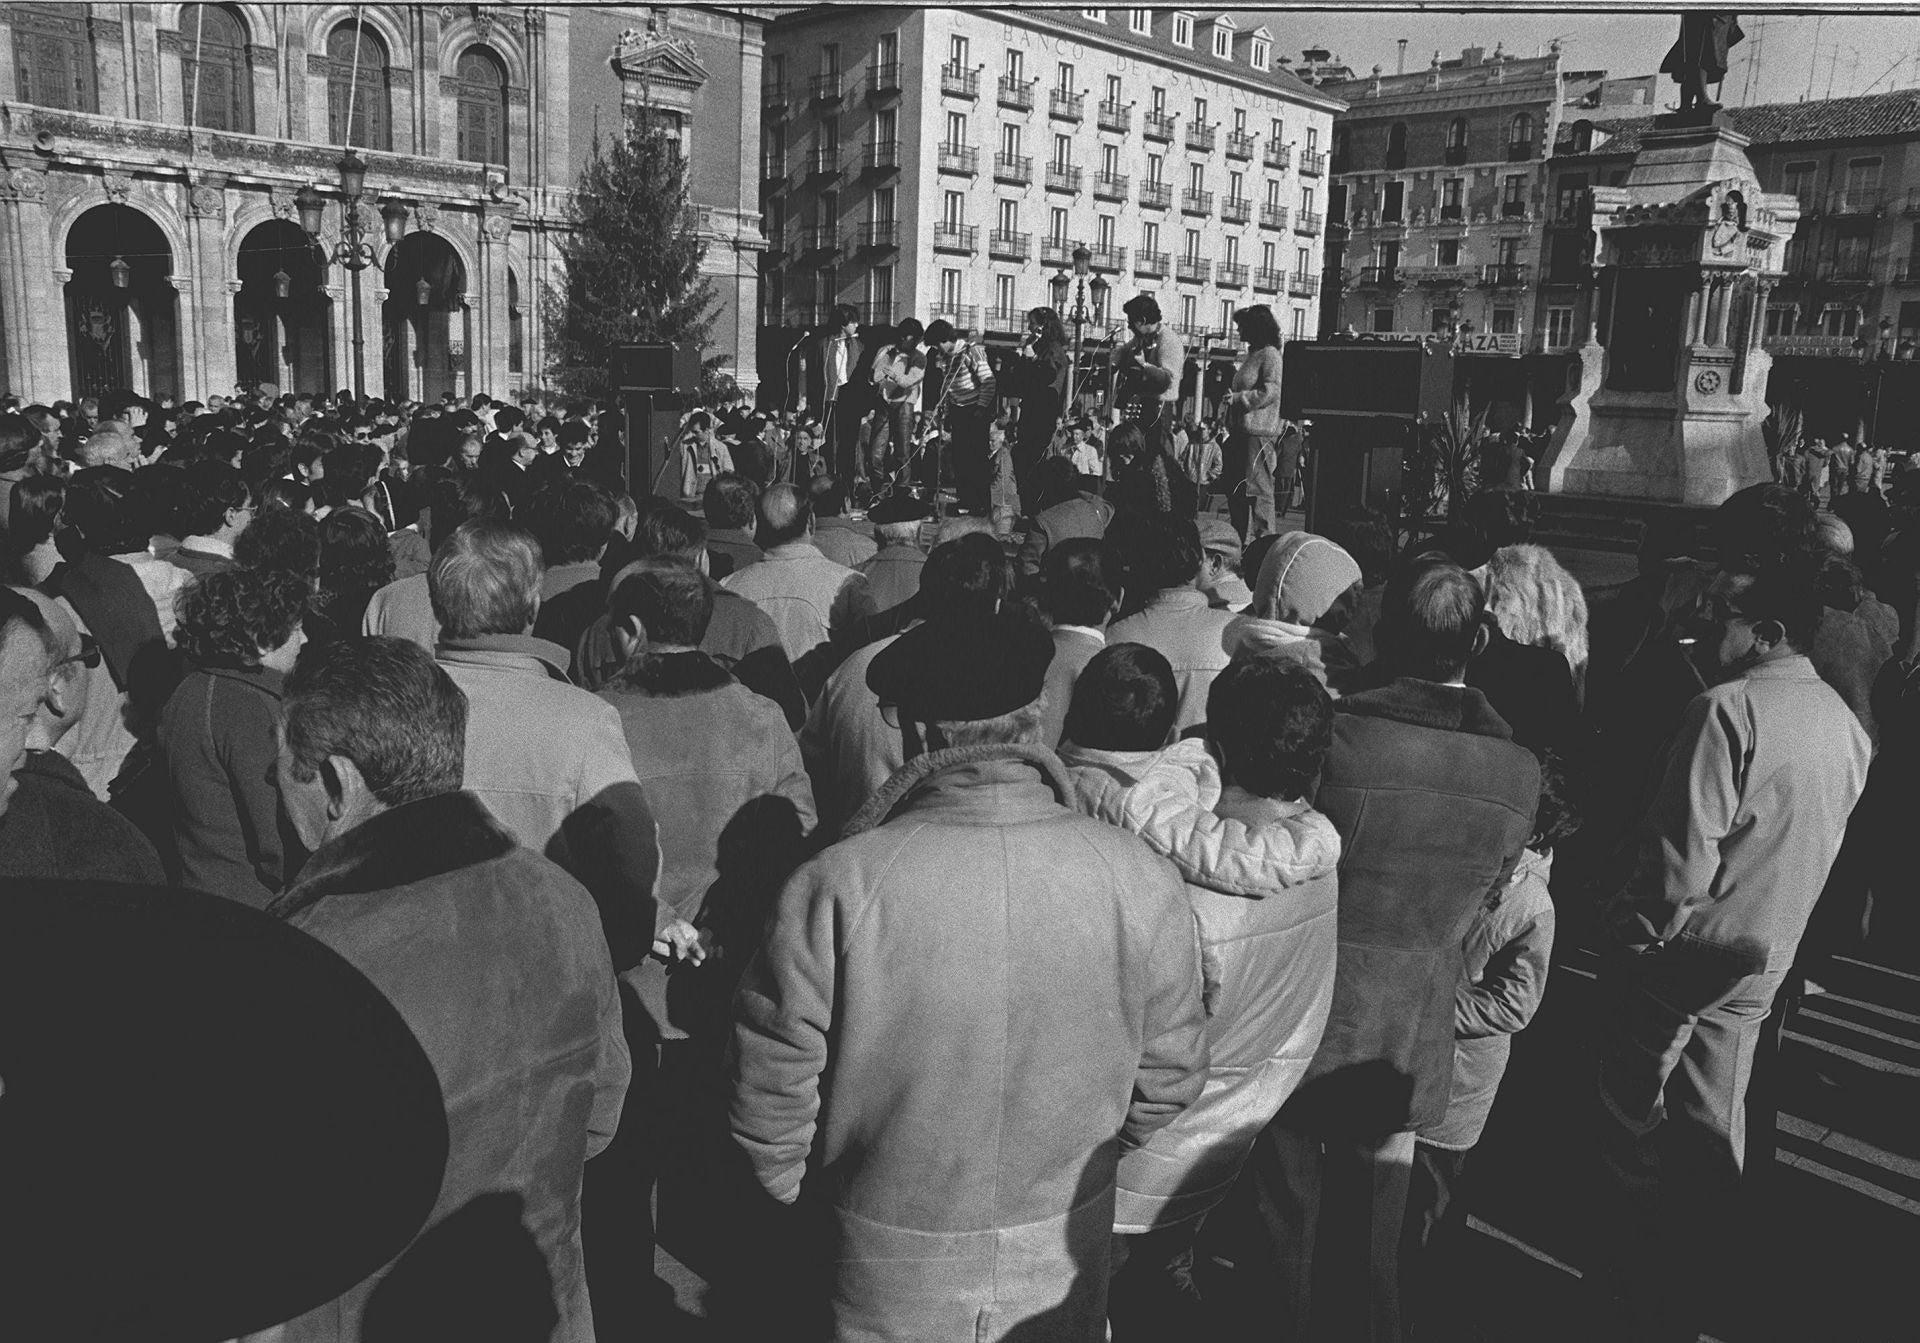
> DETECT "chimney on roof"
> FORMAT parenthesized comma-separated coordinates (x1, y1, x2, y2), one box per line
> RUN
(1397, 38, 1407, 75)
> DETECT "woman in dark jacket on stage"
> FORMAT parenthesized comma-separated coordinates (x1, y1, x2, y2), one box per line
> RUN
(1010, 306, 1071, 503)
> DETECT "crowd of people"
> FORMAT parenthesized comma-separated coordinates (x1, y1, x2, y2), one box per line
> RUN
(2, 296, 1915, 1343)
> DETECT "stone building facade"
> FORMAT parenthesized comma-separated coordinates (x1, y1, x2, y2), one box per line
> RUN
(759, 5, 1343, 371)
(0, 3, 767, 406)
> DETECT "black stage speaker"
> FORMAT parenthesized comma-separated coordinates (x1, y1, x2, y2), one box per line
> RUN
(615, 343, 702, 393)
(1281, 341, 1456, 422)
(622, 391, 691, 498)
(1303, 416, 1413, 536)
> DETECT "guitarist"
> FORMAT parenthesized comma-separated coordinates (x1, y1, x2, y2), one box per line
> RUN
(867, 317, 928, 480)
(1115, 294, 1185, 453)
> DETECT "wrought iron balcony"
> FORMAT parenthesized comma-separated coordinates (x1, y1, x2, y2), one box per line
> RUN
(854, 221, 899, 250)
(1294, 211, 1323, 235)
(1299, 150, 1326, 176)
(1217, 262, 1249, 288)
(994, 152, 1034, 185)
(1041, 238, 1076, 266)
(806, 148, 841, 179)
(1252, 266, 1283, 292)
(799, 226, 841, 260)
(1401, 264, 1477, 284)
(762, 80, 789, 114)
(998, 75, 1036, 110)
(989, 229, 1031, 261)
(1288, 271, 1320, 297)
(1139, 181, 1172, 210)
(1480, 263, 1530, 287)
(1090, 244, 1127, 272)
(1226, 130, 1255, 160)
(941, 63, 981, 98)
(1098, 99, 1130, 133)
(1259, 203, 1289, 230)
(810, 73, 843, 104)
(1046, 163, 1084, 193)
(864, 141, 900, 174)
(1050, 88, 1086, 121)
(858, 301, 895, 326)
(985, 305, 1024, 331)
(1221, 195, 1251, 225)
(1144, 110, 1176, 142)
(868, 63, 902, 99)
(1265, 142, 1292, 171)
(933, 222, 980, 253)
(1185, 123, 1217, 153)
(760, 153, 788, 186)
(929, 301, 979, 327)
(1181, 189, 1214, 217)
(1093, 170, 1129, 201)
(1357, 265, 1400, 287)
(937, 142, 979, 175)
(1443, 143, 1469, 166)
(1134, 250, 1171, 278)
(1176, 256, 1212, 284)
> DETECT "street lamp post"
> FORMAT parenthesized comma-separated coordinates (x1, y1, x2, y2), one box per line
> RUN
(1051, 243, 1109, 415)
(295, 150, 410, 401)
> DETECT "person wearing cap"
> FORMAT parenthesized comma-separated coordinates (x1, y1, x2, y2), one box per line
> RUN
(1197, 517, 1252, 612)
(1222, 531, 1368, 691)
(732, 607, 1209, 1341)
(858, 490, 931, 613)
(267, 636, 630, 1343)
(1107, 515, 1239, 733)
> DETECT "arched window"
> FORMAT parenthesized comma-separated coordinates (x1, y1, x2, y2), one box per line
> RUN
(453, 47, 508, 165)
(11, 3, 98, 112)
(1385, 121, 1407, 168)
(1447, 118, 1468, 150)
(326, 23, 391, 151)
(179, 4, 252, 134)
(1509, 112, 1533, 154)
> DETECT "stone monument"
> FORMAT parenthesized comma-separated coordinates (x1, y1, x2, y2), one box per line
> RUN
(1542, 113, 1800, 505)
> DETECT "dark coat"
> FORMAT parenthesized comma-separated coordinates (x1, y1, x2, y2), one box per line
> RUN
(157, 664, 303, 907)
(1465, 628, 1584, 758)
(0, 749, 164, 883)
(41, 552, 166, 691)
(271, 791, 629, 1343)
(1293, 678, 1539, 1136)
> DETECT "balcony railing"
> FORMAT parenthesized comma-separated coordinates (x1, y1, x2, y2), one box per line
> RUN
(989, 229, 1031, 261)
(760, 153, 788, 185)
(929, 302, 979, 328)
(1090, 244, 1127, 272)
(1402, 264, 1477, 284)
(799, 226, 841, 259)
(854, 221, 898, 250)
(941, 63, 981, 98)
(868, 63, 902, 99)
(938, 142, 979, 175)
(994, 152, 1034, 185)
(1217, 262, 1249, 288)
(1358, 265, 1400, 287)
(810, 73, 843, 103)
(1093, 170, 1130, 200)
(1265, 142, 1292, 171)
(1144, 110, 1175, 141)
(1226, 130, 1255, 160)
(1134, 250, 1171, 277)
(1294, 211, 1323, 235)
(864, 141, 900, 173)
(1050, 88, 1085, 121)
(1046, 163, 1084, 193)
(985, 305, 1024, 331)
(1098, 99, 1130, 133)
(762, 80, 788, 113)
(1444, 143, 1469, 165)
(806, 148, 842, 178)
(1259, 203, 1289, 230)
(1827, 188, 1885, 216)
(1288, 271, 1320, 297)
(1818, 260, 1874, 283)
(1299, 150, 1326, 176)
(1253, 267, 1283, 292)
(1440, 203, 1464, 222)
(997, 74, 1035, 110)
(1185, 123, 1217, 153)
(858, 301, 895, 326)
(1480, 263, 1530, 287)
(1041, 238, 1076, 267)
(933, 222, 979, 254)
(1176, 256, 1212, 284)
(1762, 334, 1860, 357)
(1375, 210, 1406, 229)
(1181, 189, 1214, 216)
(1221, 195, 1251, 225)
(1139, 181, 1172, 210)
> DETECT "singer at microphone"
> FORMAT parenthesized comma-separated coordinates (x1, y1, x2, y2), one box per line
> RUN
(1009, 306, 1071, 499)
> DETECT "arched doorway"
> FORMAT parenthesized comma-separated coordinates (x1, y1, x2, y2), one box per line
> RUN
(235, 220, 330, 394)
(65, 203, 181, 399)
(381, 232, 468, 403)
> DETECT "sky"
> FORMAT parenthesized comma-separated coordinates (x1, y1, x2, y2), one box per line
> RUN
(1238, 8, 1920, 107)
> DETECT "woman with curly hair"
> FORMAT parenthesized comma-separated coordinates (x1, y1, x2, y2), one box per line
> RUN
(1480, 543, 1590, 700)
(1010, 306, 1072, 501)
(158, 565, 308, 905)
(305, 508, 396, 646)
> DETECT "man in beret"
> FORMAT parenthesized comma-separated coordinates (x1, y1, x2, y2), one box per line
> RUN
(857, 490, 931, 615)
(732, 610, 1209, 1341)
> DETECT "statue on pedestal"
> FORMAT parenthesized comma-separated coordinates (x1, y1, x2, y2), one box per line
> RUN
(1660, 13, 1745, 115)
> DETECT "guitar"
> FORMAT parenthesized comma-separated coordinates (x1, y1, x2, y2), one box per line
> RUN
(873, 346, 925, 404)
(1111, 330, 1173, 430)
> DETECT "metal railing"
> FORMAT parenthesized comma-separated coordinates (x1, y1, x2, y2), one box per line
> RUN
(988, 229, 1031, 260)
(858, 301, 895, 326)
(1443, 143, 1468, 165)
(1176, 256, 1212, 284)
(865, 141, 900, 172)
(868, 64, 901, 98)
(810, 73, 843, 103)
(1480, 263, 1530, 286)
(1299, 150, 1326, 176)
(1041, 238, 1076, 266)
(1500, 200, 1529, 219)
(985, 305, 1023, 331)
(933, 222, 979, 252)
(806, 148, 841, 178)
(1144, 110, 1175, 141)
(993, 152, 1034, 184)
(1139, 181, 1172, 209)
(761, 80, 788, 112)
(1050, 88, 1085, 121)
(760, 153, 787, 184)
(1507, 140, 1531, 162)
(1090, 244, 1127, 271)
(929, 301, 979, 327)
(941, 63, 980, 98)
(1180, 188, 1213, 216)
(1226, 130, 1255, 159)
(854, 221, 898, 249)
(1217, 262, 1249, 288)
(1827, 188, 1885, 216)
(997, 74, 1035, 110)
(1221, 196, 1251, 225)
(1440, 203, 1464, 222)
(1252, 267, 1283, 292)
(1098, 99, 1130, 133)
(937, 142, 979, 175)
(1294, 211, 1323, 234)
(1093, 170, 1130, 200)
(1288, 271, 1320, 297)
(1358, 265, 1400, 286)
(1046, 163, 1084, 193)
(1185, 123, 1217, 153)
(1134, 249, 1171, 277)
(1265, 142, 1292, 171)
(1259, 203, 1289, 230)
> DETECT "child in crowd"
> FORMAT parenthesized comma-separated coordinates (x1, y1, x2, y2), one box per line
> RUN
(1059, 646, 1341, 1338)
(1399, 751, 1574, 1337)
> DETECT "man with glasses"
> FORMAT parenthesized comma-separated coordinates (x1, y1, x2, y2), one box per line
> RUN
(0, 587, 163, 880)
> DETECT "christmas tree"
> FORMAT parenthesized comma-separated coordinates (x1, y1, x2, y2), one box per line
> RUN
(546, 96, 715, 399)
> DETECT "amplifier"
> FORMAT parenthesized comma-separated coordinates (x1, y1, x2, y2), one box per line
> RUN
(1281, 340, 1456, 421)
(614, 343, 702, 393)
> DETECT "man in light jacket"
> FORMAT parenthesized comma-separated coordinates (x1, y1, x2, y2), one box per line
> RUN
(732, 610, 1209, 1342)
(721, 482, 875, 695)
(269, 636, 629, 1343)
(1107, 516, 1239, 733)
